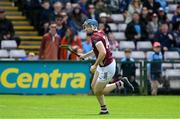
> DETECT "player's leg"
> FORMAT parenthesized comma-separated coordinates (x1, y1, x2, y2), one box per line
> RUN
(102, 81, 123, 94)
(92, 75, 124, 114)
(91, 68, 110, 114)
(93, 76, 134, 114)
(91, 71, 99, 89)
(93, 80, 109, 114)
(91, 72, 106, 112)
(101, 60, 134, 94)
(102, 77, 135, 94)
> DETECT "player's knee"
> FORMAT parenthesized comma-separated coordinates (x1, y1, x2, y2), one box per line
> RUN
(91, 84, 94, 89)
(93, 90, 102, 96)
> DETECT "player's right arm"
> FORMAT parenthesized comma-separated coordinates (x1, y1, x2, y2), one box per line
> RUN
(80, 50, 95, 59)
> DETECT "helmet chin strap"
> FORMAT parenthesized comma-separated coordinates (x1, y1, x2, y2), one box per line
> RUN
(86, 25, 98, 36)
(92, 25, 98, 31)
(87, 32, 93, 36)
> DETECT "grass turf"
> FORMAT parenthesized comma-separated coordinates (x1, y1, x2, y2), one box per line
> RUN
(0, 95, 179, 118)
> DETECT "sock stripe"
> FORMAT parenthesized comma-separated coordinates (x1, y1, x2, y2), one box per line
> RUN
(101, 105, 106, 107)
(100, 110, 108, 113)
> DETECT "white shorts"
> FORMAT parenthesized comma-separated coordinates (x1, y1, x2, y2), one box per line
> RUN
(96, 59, 116, 83)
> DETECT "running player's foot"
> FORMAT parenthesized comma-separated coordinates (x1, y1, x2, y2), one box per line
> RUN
(121, 77, 134, 92)
(99, 111, 109, 115)
(115, 80, 123, 90)
(99, 105, 109, 115)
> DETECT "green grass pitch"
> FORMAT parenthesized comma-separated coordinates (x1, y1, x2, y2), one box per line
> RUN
(0, 95, 179, 118)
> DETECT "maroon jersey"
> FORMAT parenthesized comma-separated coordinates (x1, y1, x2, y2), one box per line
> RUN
(91, 31, 113, 66)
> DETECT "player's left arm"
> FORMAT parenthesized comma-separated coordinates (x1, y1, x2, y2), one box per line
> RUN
(80, 50, 95, 59)
(94, 41, 106, 66)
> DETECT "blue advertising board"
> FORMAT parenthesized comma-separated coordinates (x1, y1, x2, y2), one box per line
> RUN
(0, 61, 90, 94)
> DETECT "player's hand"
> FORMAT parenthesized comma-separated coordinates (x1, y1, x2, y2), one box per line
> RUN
(90, 65, 97, 73)
(79, 54, 86, 60)
(72, 45, 78, 50)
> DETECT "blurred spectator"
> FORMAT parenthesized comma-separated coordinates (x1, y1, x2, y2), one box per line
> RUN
(79, 0, 89, 15)
(21, 52, 38, 60)
(143, 0, 161, 14)
(55, 14, 67, 38)
(125, 12, 148, 42)
(148, 42, 163, 96)
(154, 23, 176, 52)
(146, 13, 159, 41)
(21, 0, 42, 27)
(106, 0, 120, 13)
(172, 5, 180, 30)
(126, 0, 143, 23)
(94, 0, 109, 14)
(0, 9, 14, 40)
(71, 5, 87, 32)
(1, 31, 21, 47)
(119, 0, 132, 13)
(51, 1, 63, 21)
(156, 0, 169, 13)
(140, 7, 151, 26)
(39, 1, 53, 35)
(99, 12, 111, 35)
(60, 27, 83, 60)
(172, 22, 180, 50)
(87, 4, 99, 20)
(82, 35, 92, 54)
(50, 0, 70, 5)
(65, 2, 73, 16)
(39, 23, 61, 60)
(157, 7, 168, 25)
(108, 33, 118, 51)
(120, 48, 139, 94)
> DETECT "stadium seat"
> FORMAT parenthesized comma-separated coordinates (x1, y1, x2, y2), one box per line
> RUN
(136, 41, 152, 51)
(131, 51, 145, 60)
(112, 51, 125, 59)
(0, 49, 9, 58)
(165, 69, 180, 89)
(0, 58, 15, 61)
(9, 49, 26, 58)
(165, 69, 180, 79)
(112, 32, 126, 41)
(1, 40, 17, 49)
(169, 4, 178, 13)
(174, 63, 180, 69)
(108, 23, 118, 31)
(164, 51, 180, 60)
(169, 80, 180, 89)
(162, 63, 173, 69)
(167, 13, 173, 21)
(166, 0, 174, 3)
(136, 68, 141, 79)
(119, 41, 135, 50)
(118, 23, 127, 32)
(111, 14, 124, 23)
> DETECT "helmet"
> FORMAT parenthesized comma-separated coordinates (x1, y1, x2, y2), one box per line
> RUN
(83, 19, 98, 29)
